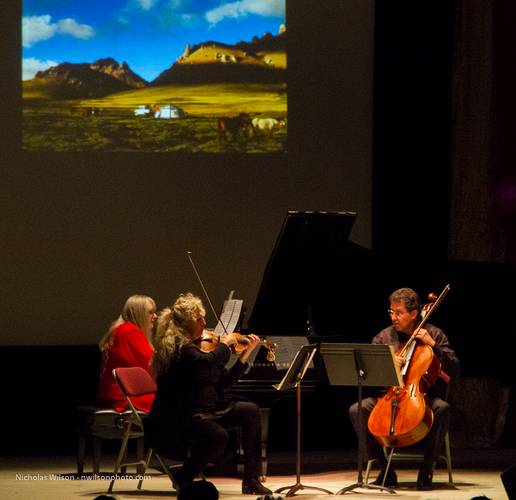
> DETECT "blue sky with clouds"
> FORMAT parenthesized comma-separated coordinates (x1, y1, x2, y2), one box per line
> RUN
(22, 0, 285, 81)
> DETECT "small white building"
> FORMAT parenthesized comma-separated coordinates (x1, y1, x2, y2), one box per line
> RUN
(154, 104, 185, 119)
(134, 105, 151, 116)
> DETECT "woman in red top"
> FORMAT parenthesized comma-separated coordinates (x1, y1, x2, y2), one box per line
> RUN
(97, 295, 157, 412)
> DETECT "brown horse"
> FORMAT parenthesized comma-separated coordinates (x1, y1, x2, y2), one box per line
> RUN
(217, 113, 252, 142)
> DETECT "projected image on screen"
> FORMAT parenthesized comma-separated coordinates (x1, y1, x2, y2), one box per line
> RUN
(22, 1, 286, 153)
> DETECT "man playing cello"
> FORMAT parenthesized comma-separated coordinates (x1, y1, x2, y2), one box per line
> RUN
(349, 287, 460, 490)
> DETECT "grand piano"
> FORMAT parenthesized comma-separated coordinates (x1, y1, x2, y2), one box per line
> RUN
(228, 211, 380, 464)
(231, 210, 378, 392)
(232, 210, 516, 464)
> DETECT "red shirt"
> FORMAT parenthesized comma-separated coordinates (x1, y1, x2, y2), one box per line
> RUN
(97, 321, 155, 412)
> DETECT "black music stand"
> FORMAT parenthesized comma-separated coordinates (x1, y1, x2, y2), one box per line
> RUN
(274, 345, 333, 497)
(320, 343, 402, 495)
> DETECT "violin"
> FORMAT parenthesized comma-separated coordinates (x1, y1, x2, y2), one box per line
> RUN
(194, 330, 278, 361)
(186, 250, 278, 362)
(367, 284, 450, 448)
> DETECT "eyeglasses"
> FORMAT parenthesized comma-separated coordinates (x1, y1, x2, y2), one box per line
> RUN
(387, 309, 405, 317)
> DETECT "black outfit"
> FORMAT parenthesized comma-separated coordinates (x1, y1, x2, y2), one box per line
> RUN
(348, 323, 460, 486)
(149, 341, 263, 485)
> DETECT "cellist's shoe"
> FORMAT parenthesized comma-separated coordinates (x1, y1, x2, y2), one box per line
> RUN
(372, 469, 398, 488)
(242, 477, 272, 494)
(416, 470, 433, 490)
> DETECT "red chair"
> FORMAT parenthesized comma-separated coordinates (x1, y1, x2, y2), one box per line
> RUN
(107, 366, 176, 493)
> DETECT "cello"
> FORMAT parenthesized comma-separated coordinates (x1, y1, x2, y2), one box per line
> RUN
(367, 284, 451, 448)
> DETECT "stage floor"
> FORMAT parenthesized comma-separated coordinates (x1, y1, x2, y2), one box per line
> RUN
(0, 453, 509, 499)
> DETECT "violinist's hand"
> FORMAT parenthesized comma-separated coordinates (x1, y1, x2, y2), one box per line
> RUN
(220, 332, 239, 347)
(239, 334, 260, 363)
(415, 328, 436, 347)
(395, 355, 405, 370)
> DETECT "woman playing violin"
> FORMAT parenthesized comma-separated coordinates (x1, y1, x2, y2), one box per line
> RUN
(349, 287, 460, 490)
(149, 292, 271, 495)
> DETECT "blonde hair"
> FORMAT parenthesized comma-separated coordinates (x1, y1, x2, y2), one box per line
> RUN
(99, 295, 156, 351)
(152, 293, 205, 376)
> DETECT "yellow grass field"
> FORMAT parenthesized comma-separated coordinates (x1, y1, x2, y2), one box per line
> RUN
(78, 82, 286, 117)
(22, 82, 287, 152)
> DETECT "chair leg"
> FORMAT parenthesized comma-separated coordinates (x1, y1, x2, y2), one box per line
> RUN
(444, 431, 454, 484)
(259, 408, 270, 479)
(121, 446, 128, 475)
(77, 435, 86, 475)
(155, 452, 177, 490)
(364, 459, 375, 484)
(93, 437, 101, 475)
(137, 448, 154, 490)
(136, 437, 145, 475)
(108, 431, 131, 493)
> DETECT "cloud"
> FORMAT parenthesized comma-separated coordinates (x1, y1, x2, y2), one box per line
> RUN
(136, 0, 158, 11)
(23, 15, 56, 48)
(22, 57, 59, 80)
(22, 15, 94, 48)
(56, 18, 95, 39)
(205, 0, 284, 25)
(117, 0, 197, 27)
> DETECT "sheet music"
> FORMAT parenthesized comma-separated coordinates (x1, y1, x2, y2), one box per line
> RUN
(273, 345, 317, 391)
(267, 336, 314, 371)
(214, 298, 243, 336)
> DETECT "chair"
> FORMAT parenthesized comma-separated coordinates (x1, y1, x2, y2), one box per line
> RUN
(364, 370, 454, 486)
(76, 405, 145, 475)
(107, 366, 175, 493)
(108, 366, 242, 493)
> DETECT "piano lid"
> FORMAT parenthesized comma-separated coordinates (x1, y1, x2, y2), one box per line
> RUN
(248, 211, 376, 338)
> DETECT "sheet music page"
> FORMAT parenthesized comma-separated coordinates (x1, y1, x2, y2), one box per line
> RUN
(214, 299, 243, 335)
(273, 345, 317, 391)
(267, 336, 314, 371)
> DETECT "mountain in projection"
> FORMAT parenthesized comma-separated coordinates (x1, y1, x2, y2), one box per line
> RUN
(89, 58, 147, 88)
(23, 27, 286, 99)
(25, 58, 147, 99)
(151, 29, 286, 86)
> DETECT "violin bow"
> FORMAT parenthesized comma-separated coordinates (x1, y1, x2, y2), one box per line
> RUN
(186, 250, 230, 336)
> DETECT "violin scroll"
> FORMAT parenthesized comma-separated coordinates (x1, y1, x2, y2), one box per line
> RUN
(229, 333, 277, 361)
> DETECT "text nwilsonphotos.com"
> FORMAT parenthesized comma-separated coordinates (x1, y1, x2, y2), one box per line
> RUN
(15, 473, 153, 481)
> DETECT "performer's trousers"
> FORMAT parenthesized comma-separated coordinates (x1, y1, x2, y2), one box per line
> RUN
(182, 400, 262, 480)
(349, 396, 450, 476)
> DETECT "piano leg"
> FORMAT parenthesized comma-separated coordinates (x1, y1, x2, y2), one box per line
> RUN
(260, 407, 270, 480)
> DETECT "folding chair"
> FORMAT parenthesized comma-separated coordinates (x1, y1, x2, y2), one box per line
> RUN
(107, 366, 175, 493)
(365, 370, 454, 486)
(77, 405, 145, 474)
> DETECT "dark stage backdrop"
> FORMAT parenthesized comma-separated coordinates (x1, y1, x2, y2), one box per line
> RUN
(0, 0, 374, 345)
(2, 1, 516, 457)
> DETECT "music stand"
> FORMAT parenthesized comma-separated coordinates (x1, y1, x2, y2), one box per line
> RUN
(320, 343, 402, 495)
(274, 344, 333, 497)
